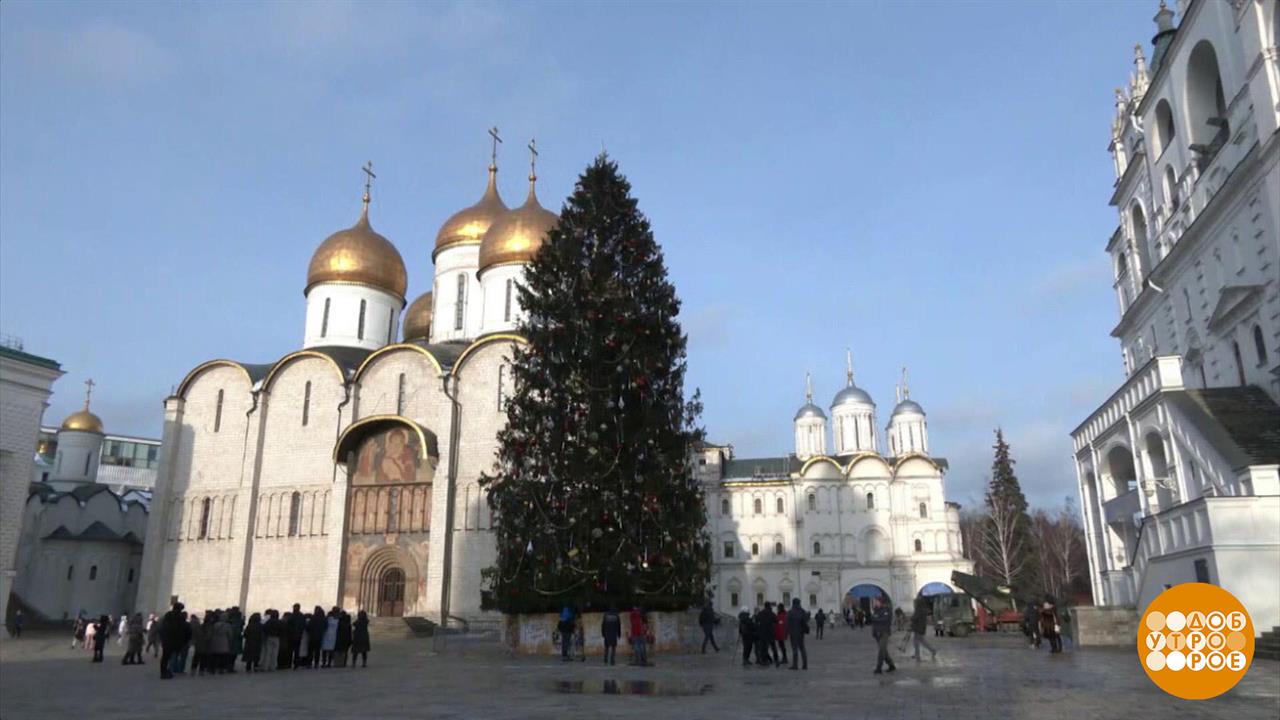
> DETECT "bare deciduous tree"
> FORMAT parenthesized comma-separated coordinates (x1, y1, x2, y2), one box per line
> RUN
(977, 489, 1032, 589)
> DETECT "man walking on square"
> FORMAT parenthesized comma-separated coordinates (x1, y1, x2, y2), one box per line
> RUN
(814, 608, 826, 639)
(698, 601, 719, 653)
(871, 595, 896, 674)
(910, 595, 937, 661)
(786, 598, 809, 670)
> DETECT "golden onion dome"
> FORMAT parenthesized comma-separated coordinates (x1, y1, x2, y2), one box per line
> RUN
(478, 176, 557, 274)
(61, 408, 104, 434)
(434, 166, 508, 259)
(306, 202, 408, 300)
(403, 291, 433, 341)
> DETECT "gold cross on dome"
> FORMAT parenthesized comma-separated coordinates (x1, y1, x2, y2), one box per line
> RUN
(528, 138, 538, 179)
(488, 126, 502, 167)
(84, 378, 95, 409)
(361, 161, 376, 204)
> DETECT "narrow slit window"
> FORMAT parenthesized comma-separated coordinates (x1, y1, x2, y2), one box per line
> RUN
(89, 565, 98, 581)
(288, 492, 302, 537)
(497, 365, 506, 411)
(504, 278, 513, 322)
(302, 381, 311, 426)
(454, 273, 466, 331)
(387, 307, 395, 342)
(396, 373, 406, 415)
(199, 498, 211, 539)
(1254, 325, 1267, 365)
(358, 299, 367, 340)
(812, 541, 821, 556)
(321, 297, 331, 338)
(776, 497, 784, 514)
(214, 389, 224, 433)
(866, 492, 875, 510)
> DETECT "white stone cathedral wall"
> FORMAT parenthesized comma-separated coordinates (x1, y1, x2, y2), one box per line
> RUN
(155, 365, 254, 612)
(442, 340, 510, 620)
(242, 357, 349, 612)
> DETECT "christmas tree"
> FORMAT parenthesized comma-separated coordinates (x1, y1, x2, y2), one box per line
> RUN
(481, 155, 709, 614)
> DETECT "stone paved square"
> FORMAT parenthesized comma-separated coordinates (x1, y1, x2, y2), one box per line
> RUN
(3, 626, 1277, 720)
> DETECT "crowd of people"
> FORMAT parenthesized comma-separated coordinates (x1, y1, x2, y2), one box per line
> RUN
(69, 602, 372, 678)
(51, 590, 1069, 674)
(734, 597, 813, 670)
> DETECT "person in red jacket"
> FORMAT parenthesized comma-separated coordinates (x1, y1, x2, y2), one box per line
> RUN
(627, 606, 649, 666)
(774, 604, 789, 666)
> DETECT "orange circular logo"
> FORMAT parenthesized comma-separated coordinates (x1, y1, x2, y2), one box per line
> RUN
(1138, 583, 1254, 700)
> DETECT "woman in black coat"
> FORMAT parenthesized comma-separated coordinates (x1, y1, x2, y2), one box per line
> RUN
(307, 607, 326, 668)
(334, 612, 353, 667)
(351, 611, 371, 668)
(242, 613, 264, 672)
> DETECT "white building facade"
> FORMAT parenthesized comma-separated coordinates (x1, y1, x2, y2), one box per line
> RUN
(0, 340, 62, 636)
(702, 361, 971, 615)
(1073, 0, 1280, 634)
(13, 386, 156, 621)
(137, 152, 558, 626)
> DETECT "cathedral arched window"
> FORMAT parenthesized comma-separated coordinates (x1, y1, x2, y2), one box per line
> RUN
(288, 492, 302, 537)
(865, 492, 875, 510)
(776, 497, 784, 514)
(127, 568, 134, 583)
(807, 494, 816, 512)
(196, 498, 211, 539)
(751, 542, 759, 557)
(774, 541, 783, 557)
(914, 538, 923, 553)
(358, 299, 367, 340)
(89, 565, 97, 581)
(720, 498, 730, 516)
(302, 381, 311, 427)
(454, 273, 466, 331)
(812, 541, 821, 556)
(214, 389, 224, 433)
(919, 502, 928, 519)
(321, 297, 331, 338)
(1254, 325, 1268, 366)
(753, 498, 762, 515)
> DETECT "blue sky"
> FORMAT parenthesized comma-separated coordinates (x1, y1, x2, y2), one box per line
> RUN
(0, 0, 1157, 508)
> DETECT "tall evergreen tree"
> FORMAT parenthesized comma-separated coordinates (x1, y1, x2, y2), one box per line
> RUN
(481, 155, 709, 613)
(979, 429, 1038, 590)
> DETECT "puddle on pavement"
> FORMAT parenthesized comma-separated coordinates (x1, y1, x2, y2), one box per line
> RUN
(552, 679, 713, 696)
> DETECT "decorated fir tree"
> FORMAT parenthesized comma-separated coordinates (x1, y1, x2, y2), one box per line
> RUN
(481, 155, 709, 613)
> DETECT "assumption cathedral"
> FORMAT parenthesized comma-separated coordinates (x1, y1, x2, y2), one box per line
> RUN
(136, 140, 556, 626)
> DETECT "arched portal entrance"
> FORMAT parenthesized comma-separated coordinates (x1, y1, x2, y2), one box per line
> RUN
(847, 582, 889, 614)
(919, 582, 952, 597)
(377, 567, 406, 617)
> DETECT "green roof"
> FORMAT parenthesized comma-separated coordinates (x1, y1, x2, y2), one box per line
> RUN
(0, 344, 61, 371)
